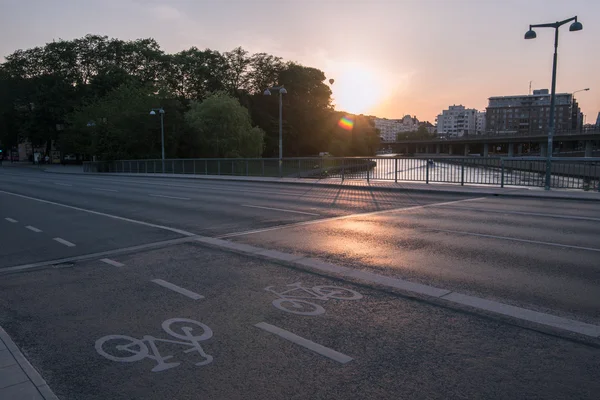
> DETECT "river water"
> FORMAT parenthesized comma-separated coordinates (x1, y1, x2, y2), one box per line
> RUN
(345, 155, 591, 189)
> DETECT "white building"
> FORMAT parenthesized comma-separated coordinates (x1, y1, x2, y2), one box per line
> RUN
(374, 115, 420, 142)
(476, 111, 486, 135)
(436, 105, 479, 137)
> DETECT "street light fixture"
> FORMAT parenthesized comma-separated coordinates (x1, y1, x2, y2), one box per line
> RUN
(263, 86, 287, 177)
(150, 108, 166, 173)
(524, 16, 583, 190)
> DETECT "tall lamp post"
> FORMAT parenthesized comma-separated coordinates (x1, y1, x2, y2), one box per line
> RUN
(150, 108, 165, 173)
(263, 86, 287, 177)
(524, 16, 583, 190)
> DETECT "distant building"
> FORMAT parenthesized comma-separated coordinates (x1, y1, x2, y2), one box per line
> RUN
(374, 115, 420, 142)
(436, 105, 479, 137)
(485, 89, 581, 134)
(476, 111, 486, 135)
(596, 112, 600, 128)
(420, 121, 436, 135)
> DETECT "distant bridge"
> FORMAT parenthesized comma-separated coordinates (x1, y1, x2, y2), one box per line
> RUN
(385, 128, 600, 157)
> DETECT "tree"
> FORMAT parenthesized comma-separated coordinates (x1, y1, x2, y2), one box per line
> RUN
(185, 92, 264, 158)
(62, 83, 185, 160)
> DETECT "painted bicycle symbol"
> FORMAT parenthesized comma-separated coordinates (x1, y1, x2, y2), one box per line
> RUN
(95, 318, 213, 372)
(265, 282, 363, 315)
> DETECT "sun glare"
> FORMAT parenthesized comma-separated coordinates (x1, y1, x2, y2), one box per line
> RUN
(331, 63, 384, 115)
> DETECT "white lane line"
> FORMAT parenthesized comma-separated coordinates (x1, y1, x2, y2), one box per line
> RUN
(151, 279, 204, 300)
(242, 204, 320, 216)
(54, 183, 73, 187)
(92, 188, 118, 192)
(1, 237, 197, 275)
(100, 258, 125, 268)
(4, 217, 18, 223)
(149, 194, 191, 200)
(219, 197, 487, 238)
(255, 322, 353, 364)
(433, 228, 600, 253)
(0, 190, 196, 237)
(25, 226, 42, 233)
(438, 205, 600, 222)
(53, 238, 76, 247)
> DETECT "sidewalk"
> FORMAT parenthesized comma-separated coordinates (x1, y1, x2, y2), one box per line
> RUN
(3, 163, 599, 202)
(0, 327, 58, 400)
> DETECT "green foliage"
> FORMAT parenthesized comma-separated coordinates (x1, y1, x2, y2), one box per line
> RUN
(63, 83, 187, 160)
(185, 92, 264, 158)
(396, 125, 435, 141)
(0, 35, 380, 160)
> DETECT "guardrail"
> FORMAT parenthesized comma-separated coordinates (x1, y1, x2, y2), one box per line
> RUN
(84, 157, 600, 191)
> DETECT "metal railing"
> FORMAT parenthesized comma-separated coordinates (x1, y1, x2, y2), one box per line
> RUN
(84, 156, 600, 191)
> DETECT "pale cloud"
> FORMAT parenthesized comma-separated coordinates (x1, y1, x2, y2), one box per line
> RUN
(149, 4, 183, 21)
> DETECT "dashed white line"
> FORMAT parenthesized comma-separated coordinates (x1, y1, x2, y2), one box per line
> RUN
(4, 218, 18, 223)
(100, 258, 125, 267)
(53, 238, 76, 247)
(242, 204, 320, 216)
(92, 188, 118, 192)
(255, 322, 353, 364)
(25, 226, 42, 233)
(0, 190, 196, 237)
(54, 183, 73, 187)
(149, 194, 191, 200)
(151, 279, 204, 300)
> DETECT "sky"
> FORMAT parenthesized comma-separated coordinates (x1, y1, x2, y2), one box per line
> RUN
(1, 0, 599, 123)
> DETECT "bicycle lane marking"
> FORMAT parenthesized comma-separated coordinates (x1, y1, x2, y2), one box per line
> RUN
(254, 322, 353, 364)
(264, 282, 363, 316)
(151, 279, 204, 300)
(95, 318, 214, 373)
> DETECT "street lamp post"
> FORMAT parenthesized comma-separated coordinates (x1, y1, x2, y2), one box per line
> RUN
(263, 86, 287, 177)
(525, 16, 583, 190)
(150, 108, 165, 173)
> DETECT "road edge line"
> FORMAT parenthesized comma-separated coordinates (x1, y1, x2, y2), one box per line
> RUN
(0, 190, 196, 237)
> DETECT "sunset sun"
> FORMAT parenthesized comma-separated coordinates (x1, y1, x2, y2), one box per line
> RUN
(330, 63, 384, 115)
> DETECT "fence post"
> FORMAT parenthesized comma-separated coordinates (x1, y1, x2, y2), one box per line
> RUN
(182, 160, 185, 175)
(172, 160, 175, 174)
(231, 160, 234, 175)
(246, 160, 249, 176)
(460, 158, 465, 186)
(218, 160, 221, 175)
(205, 160, 208, 175)
(298, 159, 301, 178)
(501, 159, 505, 188)
(193, 160, 196, 175)
(121, 161, 124, 173)
(367, 159, 370, 183)
(426, 159, 429, 184)
(394, 158, 398, 183)
(261, 159, 265, 176)
(341, 159, 345, 182)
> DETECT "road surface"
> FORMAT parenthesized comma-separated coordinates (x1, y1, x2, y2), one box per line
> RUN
(0, 167, 599, 399)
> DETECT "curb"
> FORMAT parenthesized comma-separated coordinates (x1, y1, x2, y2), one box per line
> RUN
(42, 169, 600, 202)
(0, 326, 59, 400)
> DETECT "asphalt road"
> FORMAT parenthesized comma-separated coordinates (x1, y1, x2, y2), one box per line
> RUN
(0, 166, 599, 399)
